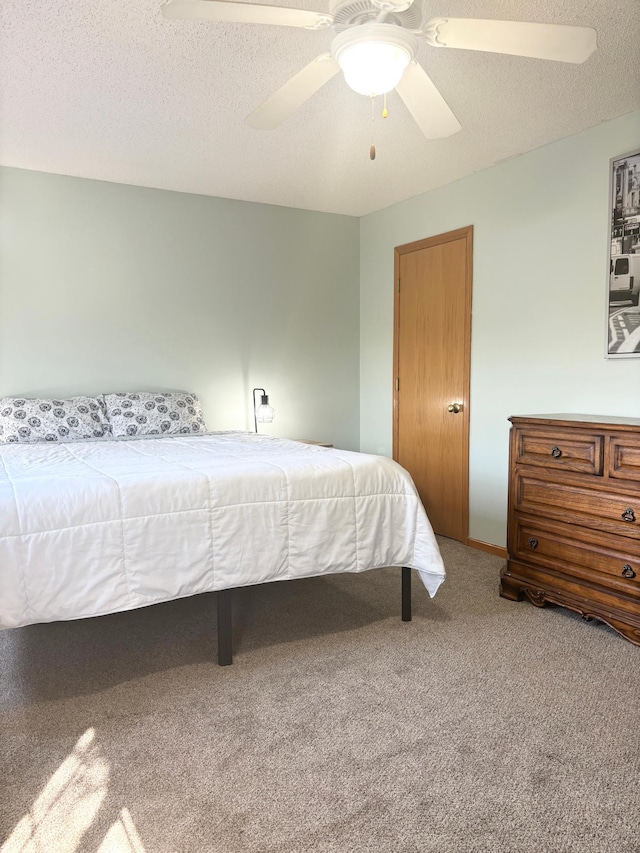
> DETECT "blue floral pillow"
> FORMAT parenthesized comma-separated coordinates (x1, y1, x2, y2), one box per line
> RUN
(0, 396, 109, 443)
(103, 391, 207, 437)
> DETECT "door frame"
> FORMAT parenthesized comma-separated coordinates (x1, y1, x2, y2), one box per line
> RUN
(392, 225, 473, 543)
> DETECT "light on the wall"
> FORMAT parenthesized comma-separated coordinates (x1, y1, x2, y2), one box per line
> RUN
(253, 388, 275, 433)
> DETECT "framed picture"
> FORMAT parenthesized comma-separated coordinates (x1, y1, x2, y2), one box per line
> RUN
(606, 148, 640, 357)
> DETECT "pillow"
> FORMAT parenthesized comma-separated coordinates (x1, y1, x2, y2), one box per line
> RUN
(103, 391, 208, 437)
(0, 396, 109, 444)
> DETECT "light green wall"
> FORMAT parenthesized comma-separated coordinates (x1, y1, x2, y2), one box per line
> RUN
(3, 113, 639, 545)
(360, 110, 640, 547)
(0, 168, 360, 449)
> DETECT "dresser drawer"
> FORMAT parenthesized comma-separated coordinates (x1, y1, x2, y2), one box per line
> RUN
(609, 434, 640, 484)
(514, 473, 640, 538)
(514, 428, 603, 475)
(513, 515, 640, 591)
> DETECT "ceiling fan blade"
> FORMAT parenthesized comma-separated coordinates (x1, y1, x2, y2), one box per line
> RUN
(424, 18, 597, 64)
(395, 61, 461, 139)
(246, 54, 340, 130)
(162, 0, 333, 29)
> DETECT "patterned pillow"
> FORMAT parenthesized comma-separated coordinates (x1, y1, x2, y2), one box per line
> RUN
(103, 391, 208, 437)
(0, 396, 109, 443)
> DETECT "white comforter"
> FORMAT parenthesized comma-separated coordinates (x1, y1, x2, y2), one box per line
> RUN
(0, 432, 445, 630)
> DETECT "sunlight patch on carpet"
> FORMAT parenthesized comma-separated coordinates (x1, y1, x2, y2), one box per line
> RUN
(1, 728, 109, 853)
(96, 808, 147, 853)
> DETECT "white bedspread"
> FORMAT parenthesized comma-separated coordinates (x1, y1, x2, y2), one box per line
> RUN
(0, 432, 445, 630)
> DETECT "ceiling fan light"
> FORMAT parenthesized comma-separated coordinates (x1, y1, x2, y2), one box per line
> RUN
(340, 42, 410, 96)
(332, 23, 416, 97)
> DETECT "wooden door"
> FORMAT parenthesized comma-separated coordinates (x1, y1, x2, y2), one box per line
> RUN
(393, 226, 472, 541)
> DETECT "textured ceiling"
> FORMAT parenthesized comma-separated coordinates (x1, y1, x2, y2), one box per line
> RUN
(1, 0, 639, 216)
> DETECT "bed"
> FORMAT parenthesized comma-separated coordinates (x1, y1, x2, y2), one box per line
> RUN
(0, 429, 445, 665)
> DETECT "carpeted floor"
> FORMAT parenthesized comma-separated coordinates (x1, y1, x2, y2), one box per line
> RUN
(1, 538, 639, 853)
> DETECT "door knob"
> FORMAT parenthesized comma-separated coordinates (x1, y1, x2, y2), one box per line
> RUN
(447, 403, 462, 414)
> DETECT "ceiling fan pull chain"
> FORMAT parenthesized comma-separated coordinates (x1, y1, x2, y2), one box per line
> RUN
(370, 95, 376, 160)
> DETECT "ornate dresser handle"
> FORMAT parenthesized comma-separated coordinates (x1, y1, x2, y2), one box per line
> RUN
(551, 445, 562, 458)
(528, 537, 538, 550)
(621, 564, 636, 579)
(622, 508, 636, 522)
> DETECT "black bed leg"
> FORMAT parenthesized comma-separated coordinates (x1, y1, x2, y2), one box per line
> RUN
(217, 588, 233, 666)
(402, 567, 412, 622)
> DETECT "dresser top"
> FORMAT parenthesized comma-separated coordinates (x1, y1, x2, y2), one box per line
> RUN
(510, 414, 640, 429)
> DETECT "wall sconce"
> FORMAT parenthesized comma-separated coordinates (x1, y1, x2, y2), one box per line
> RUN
(252, 388, 275, 433)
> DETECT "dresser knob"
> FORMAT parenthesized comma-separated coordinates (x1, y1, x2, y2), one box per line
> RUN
(550, 445, 562, 459)
(622, 508, 636, 522)
(528, 537, 538, 550)
(621, 564, 636, 579)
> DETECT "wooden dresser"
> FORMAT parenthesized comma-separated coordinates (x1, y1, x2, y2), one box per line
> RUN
(501, 414, 640, 645)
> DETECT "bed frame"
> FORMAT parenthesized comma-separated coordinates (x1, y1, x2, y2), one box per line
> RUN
(216, 566, 412, 665)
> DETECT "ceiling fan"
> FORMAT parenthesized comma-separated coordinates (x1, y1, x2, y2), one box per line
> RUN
(161, 0, 597, 141)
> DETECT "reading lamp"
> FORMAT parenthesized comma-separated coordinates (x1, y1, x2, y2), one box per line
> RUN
(252, 388, 275, 433)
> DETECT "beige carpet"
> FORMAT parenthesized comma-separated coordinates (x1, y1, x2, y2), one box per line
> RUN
(1, 538, 639, 853)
